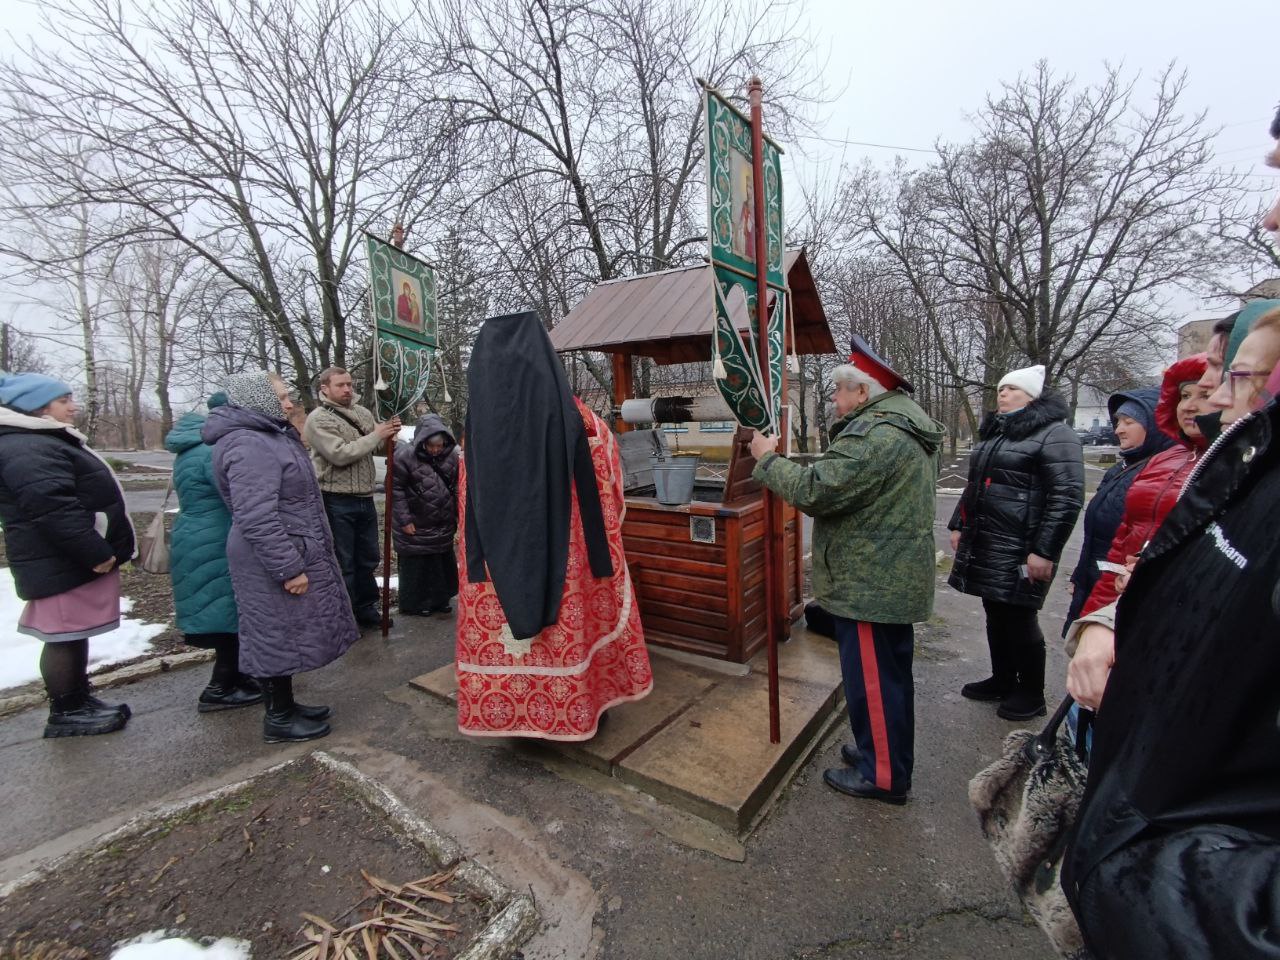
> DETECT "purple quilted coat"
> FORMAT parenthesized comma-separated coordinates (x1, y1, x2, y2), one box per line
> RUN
(203, 404, 357, 677)
(391, 414, 459, 556)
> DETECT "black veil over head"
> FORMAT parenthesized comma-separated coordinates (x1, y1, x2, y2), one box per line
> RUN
(463, 311, 613, 640)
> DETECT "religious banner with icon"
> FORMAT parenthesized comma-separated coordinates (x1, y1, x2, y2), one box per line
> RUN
(704, 86, 784, 289)
(365, 233, 438, 419)
(703, 83, 785, 433)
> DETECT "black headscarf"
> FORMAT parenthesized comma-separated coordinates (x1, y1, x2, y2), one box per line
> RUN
(463, 311, 613, 639)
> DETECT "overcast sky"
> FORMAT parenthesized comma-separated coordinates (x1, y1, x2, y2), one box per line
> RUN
(1, 0, 1276, 353)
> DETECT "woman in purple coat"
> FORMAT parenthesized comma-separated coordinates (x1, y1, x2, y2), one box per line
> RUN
(202, 371, 358, 743)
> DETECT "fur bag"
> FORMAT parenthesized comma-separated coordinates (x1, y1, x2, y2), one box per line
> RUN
(969, 696, 1092, 959)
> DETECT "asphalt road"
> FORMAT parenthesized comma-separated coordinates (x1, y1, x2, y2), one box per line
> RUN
(0, 491, 1083, 960)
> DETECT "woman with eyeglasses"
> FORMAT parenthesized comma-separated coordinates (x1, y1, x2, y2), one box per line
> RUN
(1209, 301, 1280, 428)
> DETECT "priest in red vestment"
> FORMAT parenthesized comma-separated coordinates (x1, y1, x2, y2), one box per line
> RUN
(454, 311, 651, 740)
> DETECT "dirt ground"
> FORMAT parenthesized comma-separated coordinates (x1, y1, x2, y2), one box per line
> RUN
(0, 757, 488, 958)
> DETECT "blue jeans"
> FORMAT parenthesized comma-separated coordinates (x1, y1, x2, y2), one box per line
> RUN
(323, 494, 381, 619)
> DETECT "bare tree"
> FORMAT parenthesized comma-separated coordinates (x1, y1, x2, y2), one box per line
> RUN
(0, 322, 50, 374)
(0, 0, 470, 402)
(841, 63, 1238, 408)
(424, 0, 823, 392)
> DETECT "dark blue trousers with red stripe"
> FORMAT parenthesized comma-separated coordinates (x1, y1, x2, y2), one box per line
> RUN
(832, 616, 914, 794)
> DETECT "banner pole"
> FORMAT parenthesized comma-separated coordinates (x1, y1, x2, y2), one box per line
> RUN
(749, 77, 781, 745)
(381, 223, 405, 640)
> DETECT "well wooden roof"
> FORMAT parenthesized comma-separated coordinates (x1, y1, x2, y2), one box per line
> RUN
(549, 248, 836, 365)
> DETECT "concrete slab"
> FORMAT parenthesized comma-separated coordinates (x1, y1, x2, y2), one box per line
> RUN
(773, 626, 841, 684)
(558, 660, 718, 774)
(410, 662, 457, 703)
(617, 670, 839, 833)
(405, 623, 842, 840)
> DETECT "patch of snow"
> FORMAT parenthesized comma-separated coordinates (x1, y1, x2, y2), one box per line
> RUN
(0, 568, 168, 691)
(110, 931, 251, 960)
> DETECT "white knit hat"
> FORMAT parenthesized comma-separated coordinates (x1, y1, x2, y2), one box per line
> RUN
(998, 364, 1045, 400)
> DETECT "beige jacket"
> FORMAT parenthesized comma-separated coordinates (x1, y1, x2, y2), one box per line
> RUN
(1063, 600, 1117, 657)
(302, 401, 381, 496)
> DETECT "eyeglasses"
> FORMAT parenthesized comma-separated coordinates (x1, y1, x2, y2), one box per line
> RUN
(1226, 368, 1275, 400)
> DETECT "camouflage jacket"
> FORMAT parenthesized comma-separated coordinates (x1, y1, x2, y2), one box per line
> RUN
(753, 391, 943, 625)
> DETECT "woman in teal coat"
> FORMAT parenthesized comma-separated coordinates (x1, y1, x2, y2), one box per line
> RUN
(165, 394, 262, 712)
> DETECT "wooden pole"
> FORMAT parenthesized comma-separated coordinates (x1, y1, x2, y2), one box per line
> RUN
(611, 352, 634, 433)
(382, 223, 405, 640)
(749, 77, 780, 745)
(382, 434, 394, 639)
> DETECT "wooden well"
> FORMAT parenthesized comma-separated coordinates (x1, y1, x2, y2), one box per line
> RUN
(552, 250, 833, 664)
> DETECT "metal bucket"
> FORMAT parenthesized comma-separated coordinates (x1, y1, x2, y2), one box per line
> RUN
(649, 455, 700, 505)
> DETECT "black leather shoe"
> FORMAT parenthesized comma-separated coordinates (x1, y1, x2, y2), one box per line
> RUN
(44, 694, 128, 739)
(356, 607, 388, 628)
(198, 682, 265, 713)
(260, 676, 330, 743)
(263, 710, 330, 743)
(996, 692, 1047, 721)
(961, 676, 1012, 702)
(840, 742, 863, 766)
(82, 684, 130, 720)
(293, 702, 331, 721)
(822, 767, 907, 805)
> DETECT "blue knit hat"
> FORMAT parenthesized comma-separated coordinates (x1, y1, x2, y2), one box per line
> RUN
(0, 372, 74, 414)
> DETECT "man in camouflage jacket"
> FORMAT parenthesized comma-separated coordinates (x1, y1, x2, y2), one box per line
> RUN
(750, 340, 942, 803)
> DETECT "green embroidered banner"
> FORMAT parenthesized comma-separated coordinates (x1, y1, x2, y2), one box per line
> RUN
(704, 84, 786, 433)
(704, 87, 784, 289)
(710, 267, 785, 433)
(365, 234, 437, 419)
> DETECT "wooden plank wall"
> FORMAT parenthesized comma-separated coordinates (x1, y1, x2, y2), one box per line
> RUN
(622, 506, 736, 660)
(622, 497, 802, 664)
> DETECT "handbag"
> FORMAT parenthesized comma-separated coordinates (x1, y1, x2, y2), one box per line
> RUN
(137, 478, 174, 575)
(968, 695, 1092, 959)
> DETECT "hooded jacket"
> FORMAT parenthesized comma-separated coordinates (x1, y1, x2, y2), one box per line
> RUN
(203, 403, 357, 677)
(391, 414, 459, 556)
(948, 390, 1084, 609)
(753, 390, 943, 624)
(1063, 387, 1170, 630)
(1063, 398, 1280, 959)
(1080, 356, 1209, 618)
(164, 406, 237, 637)
(0, 406, 135, 600)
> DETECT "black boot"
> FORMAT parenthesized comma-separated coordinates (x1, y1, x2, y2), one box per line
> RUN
(261, 676, 330, 743)
(44, 691, 128, 739)
(199, 636, 266, 712)
(998, 631, 1047, 721)
(198, 680, 265, 712)
(82, 682, 131, 720)
(965, 606, 1017, 701)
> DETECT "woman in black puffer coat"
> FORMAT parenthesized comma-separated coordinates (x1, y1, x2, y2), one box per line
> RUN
(0, 373, 136, 738)
(392, 414, 459, 616)
(948, 365, 1084, 720)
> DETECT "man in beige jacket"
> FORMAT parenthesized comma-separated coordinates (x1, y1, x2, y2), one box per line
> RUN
(303, 367, 400, 627)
